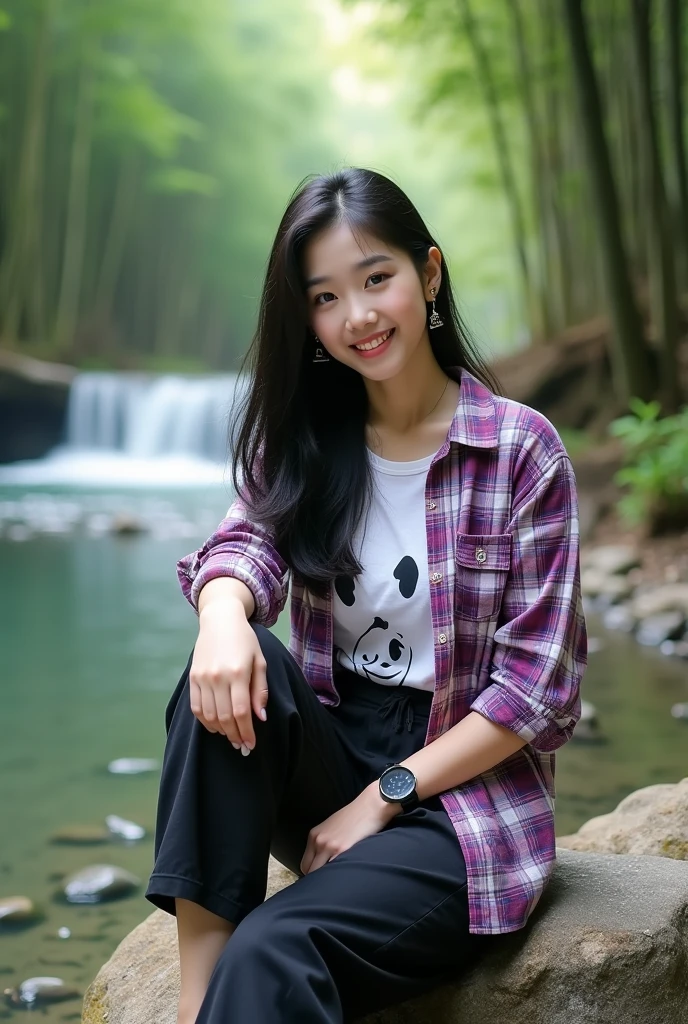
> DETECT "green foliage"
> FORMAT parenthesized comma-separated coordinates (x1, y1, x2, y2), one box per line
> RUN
(556, 428, 593, 460)
(609, 399, 688, 531)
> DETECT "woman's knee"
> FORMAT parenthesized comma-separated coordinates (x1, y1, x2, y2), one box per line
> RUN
(213, 900, 300, 978)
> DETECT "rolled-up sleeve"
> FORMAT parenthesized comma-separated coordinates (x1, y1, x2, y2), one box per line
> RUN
(469, 453, 587, 751)
(176, 495, 290, 628)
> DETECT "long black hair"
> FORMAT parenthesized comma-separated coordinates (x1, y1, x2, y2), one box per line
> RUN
(232, 167, 501, 597)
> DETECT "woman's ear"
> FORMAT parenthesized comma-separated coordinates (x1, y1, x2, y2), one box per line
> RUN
(423, 246, 443, 298)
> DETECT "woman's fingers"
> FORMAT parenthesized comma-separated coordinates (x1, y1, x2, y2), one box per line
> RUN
(250, 652, 269, 724)
(199, 677, 220, 732)
(230, 679, 255, 751)
(212, 682, 242, 748)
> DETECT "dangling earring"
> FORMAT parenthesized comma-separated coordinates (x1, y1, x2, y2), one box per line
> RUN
(312, 334, 330, 363)
(428, 286, 444, 329)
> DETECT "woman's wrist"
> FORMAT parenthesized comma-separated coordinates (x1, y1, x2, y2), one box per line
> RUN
(363, 780, 403, 822)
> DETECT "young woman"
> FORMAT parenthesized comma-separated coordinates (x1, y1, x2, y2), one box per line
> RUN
(145, 167, 587, 1023)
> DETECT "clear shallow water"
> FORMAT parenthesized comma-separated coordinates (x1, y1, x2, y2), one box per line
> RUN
(0, 487, 686, 1022)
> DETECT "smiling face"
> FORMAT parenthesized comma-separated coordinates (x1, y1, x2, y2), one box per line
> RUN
(352, 620, 413, 684)
(303, 221, 442, 382)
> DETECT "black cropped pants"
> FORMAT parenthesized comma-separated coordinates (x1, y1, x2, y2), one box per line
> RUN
(145, 624, 495, 1022)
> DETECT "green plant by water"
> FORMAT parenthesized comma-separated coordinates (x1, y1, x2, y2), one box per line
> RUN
(609, 398, 688, 532)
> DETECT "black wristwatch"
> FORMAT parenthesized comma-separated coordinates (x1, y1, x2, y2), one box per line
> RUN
(378, 763, 419, 813)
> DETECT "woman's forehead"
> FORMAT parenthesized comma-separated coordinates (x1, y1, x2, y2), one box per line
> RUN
(303, 223, 399, 281)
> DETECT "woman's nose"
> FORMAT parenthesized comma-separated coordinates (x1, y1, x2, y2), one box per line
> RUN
(345, 303, 377, 332)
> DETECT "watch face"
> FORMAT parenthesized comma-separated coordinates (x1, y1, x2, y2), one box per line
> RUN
(380, 766, 416, 802)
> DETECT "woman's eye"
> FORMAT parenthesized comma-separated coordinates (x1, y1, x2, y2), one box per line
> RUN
(314, 292, 335, 306)
(367, 273, 388, 286)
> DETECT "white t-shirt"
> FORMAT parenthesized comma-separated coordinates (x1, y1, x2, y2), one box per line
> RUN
(332, 448, 437, 693)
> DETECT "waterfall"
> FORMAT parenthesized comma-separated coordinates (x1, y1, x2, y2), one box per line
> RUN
(65, 373, 240, 462)
(0, 372, 246, 486)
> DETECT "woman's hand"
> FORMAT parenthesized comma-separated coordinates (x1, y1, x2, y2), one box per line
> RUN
(189, 593, 267, 754)
(300, 783, 400, 875)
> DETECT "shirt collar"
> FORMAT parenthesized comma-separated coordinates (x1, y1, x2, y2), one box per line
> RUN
(446, 366, 500, 449)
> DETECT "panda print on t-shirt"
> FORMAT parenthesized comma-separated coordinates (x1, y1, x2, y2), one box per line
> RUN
(333, 552, 434, 692)
(332, 447, 437, 694)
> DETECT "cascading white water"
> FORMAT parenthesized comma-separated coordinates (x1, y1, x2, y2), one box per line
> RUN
(65, 373, 239, 461)
(0, 372, 247, 486)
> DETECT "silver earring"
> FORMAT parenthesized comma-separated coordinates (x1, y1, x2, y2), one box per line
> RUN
(428, 286, 444, 329)
(312, 334, 330, 363)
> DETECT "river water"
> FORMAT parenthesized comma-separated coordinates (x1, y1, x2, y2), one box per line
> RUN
(1, 485, 687, 1022)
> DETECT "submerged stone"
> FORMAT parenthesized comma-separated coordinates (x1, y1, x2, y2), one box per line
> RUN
(105, 815, 146, 842)
(107, 758, 159, 775)
(51, 825, 110, 845)
(0, 896, 39, 925)
(4, 976, 80, 1007)
(62, 865, 140, 904)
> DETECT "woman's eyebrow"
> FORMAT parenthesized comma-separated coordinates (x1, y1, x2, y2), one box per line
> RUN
(305, 254, 394, 289)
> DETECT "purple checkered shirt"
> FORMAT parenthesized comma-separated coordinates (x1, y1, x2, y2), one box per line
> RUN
(177, 367, 587, 934)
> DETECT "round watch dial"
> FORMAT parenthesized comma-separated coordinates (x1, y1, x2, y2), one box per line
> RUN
(380, 766, 416, 801)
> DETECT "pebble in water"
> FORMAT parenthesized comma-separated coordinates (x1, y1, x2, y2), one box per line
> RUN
(0, 897, 40, 926)
(4, 977, 80, 1007)
(107, 757, 159, 775)
(62, 864, 140, 904)
(50, 825, 111, 846)
(105, 814, 146, 841)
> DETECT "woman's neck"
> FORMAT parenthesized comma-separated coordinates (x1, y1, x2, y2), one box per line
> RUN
(364, 343, 450, 435)
(364, 346, 460, 461)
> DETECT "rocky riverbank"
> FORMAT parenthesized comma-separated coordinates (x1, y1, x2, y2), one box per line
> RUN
(80, 779, 688, 1024)
(581, 526, 688, 675)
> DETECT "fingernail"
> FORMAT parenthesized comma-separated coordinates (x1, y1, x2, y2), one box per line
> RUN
(231, 742, 240, 750)
(241, 744, 251, 756)
(259, 708, 267, 722)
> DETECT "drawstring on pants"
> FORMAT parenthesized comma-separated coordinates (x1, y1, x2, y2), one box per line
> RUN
(377, 691, 416, 734)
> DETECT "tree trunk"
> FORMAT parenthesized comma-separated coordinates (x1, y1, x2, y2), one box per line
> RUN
(665, 0, 688, 290)
(94, 150, 139, 326)
(456, 0, 537, 338)
(509, 0, 559, 338)
(561, 0, 653, 406)
(54, 46, 97, 353)
(0, 0, 52, 343)
(629, 0, 680, 412)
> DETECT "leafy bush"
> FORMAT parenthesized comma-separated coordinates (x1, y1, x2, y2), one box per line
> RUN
(608, 398, 688, 532)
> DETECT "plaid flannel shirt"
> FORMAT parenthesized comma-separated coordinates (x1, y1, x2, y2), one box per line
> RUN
(177, 367, 587, 934)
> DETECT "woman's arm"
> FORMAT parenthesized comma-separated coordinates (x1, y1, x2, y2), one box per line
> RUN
(178, 486, 290, 628)
(392, 451, 586, 810)
(383, 712, 527, 815)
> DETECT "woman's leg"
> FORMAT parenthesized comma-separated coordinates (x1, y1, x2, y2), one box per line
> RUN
(175, 900, 235, 1024)
(145, 625, 362, 1023)
(196, 799, 495, 1023)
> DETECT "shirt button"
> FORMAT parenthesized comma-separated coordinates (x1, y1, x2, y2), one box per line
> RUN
(430, 572, 443, 583)
(438, 633, 447, 644)
(475, 547, 487, 565)
(426, 501, 436, 510)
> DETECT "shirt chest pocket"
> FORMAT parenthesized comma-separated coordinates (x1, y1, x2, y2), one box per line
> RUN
(454, 533, 512, 622)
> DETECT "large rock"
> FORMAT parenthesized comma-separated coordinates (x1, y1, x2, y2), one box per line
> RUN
(0, 349, 73, 462)
(82, 853, 688, 1024)
(556, 777, 688, 859)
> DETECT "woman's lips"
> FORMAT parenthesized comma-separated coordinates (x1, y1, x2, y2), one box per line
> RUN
(352, 328, 395, 359)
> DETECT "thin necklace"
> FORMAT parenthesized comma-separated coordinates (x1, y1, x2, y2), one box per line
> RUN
(421, 377, 450, 423)
(367, 377, 450, 454)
